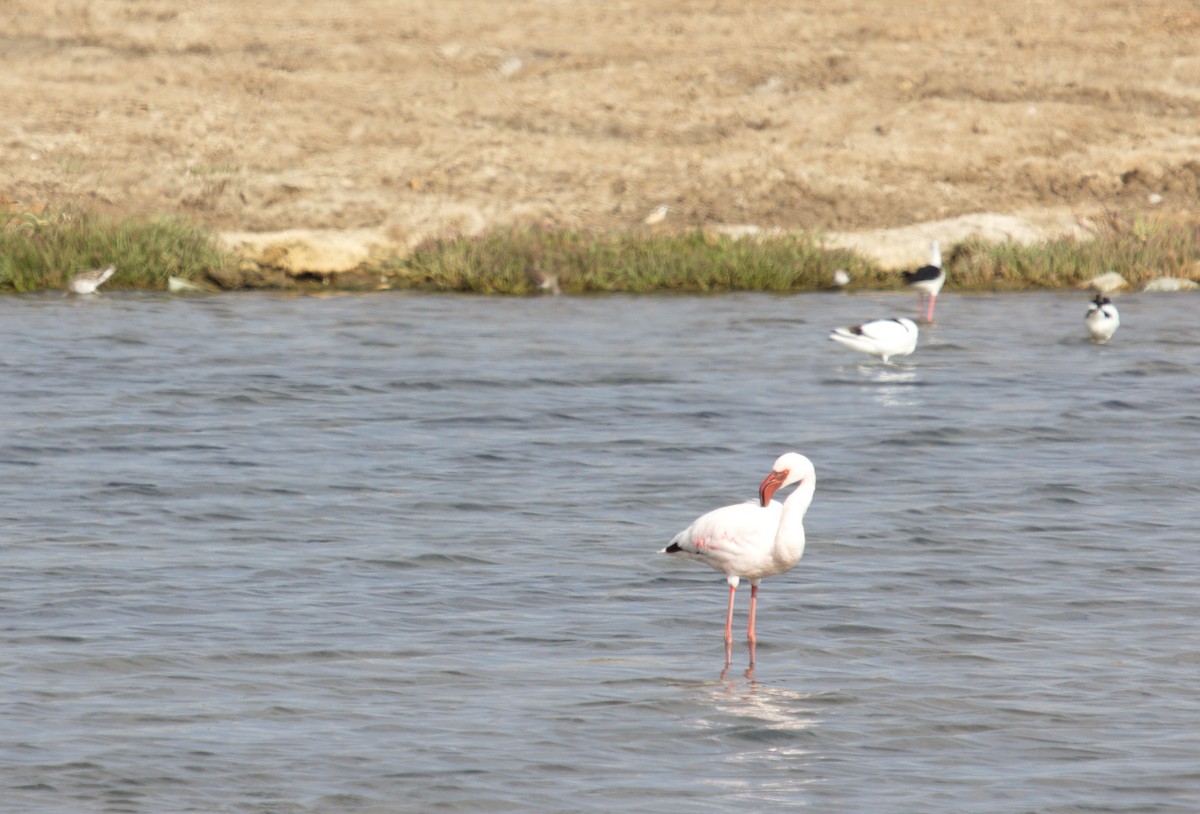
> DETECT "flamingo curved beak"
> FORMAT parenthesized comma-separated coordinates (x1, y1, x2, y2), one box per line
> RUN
(758, 469, 788, 507)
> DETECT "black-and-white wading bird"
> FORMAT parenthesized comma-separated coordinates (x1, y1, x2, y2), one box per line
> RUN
(829, 317, 919, 363)
(901, 241, 945, 322)
(1085, 292, 1120, 343)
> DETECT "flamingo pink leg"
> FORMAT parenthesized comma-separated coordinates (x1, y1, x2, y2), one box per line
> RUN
(724, 582, 737, 644)
(747, 584, 759, 643)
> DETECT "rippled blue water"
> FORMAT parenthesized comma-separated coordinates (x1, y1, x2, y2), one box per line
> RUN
(2, 289, 1199, 812)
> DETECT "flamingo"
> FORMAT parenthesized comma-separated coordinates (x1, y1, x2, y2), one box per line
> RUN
(67, 265, 116, 295)
(829, 317, 919, 363)
(901, 241, 945, 322)
(1085, 292, 1119, 343)
(661, 453, 816, 648)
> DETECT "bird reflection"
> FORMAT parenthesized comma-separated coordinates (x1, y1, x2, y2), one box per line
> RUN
(863, 364, 920, 408)
(721, 639, 757, 681)
(704, 661, 822, 762)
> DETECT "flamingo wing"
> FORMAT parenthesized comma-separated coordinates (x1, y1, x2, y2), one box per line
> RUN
(664, 500, 781, 575)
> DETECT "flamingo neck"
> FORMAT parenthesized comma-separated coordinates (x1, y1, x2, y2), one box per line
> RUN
(772, 475, 814, 563)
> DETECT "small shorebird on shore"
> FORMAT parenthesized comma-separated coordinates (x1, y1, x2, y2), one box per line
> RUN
(67, 265, 116, 294)
(1085, 292, 1120, 343)
(525, 266, 561, 295)
(901, 241, 945, 322)
(829, 317, 919, 363)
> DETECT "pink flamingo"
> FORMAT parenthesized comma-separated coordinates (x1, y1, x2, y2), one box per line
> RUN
(662, 453, 816, 655)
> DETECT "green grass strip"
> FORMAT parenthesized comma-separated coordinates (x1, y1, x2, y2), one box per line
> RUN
(391, 228, 878, 293)
(948, 212, 1200, 291)
(0, 208, 231, 292)
(3, 207, 1198, 293)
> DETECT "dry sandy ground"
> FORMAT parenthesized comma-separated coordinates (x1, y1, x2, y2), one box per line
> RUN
(3, 0, 1199, 266)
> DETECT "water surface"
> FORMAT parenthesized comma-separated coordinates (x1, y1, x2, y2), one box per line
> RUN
(2, 290, 1198, 812)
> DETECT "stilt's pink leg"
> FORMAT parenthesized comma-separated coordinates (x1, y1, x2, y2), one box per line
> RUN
(724, 582, 736, 645)
(926, 293, 937, 322)
(747, 584, 759, 644)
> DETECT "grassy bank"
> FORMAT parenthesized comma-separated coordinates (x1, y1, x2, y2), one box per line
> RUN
(392, 228, 877, 293)
(946, 212, 1200, 291)
(396, 213, 1200, 294)
(0, 208, 230, 293)
(3, 207, 1198, 294)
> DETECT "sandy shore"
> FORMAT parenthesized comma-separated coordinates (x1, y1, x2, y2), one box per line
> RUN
(4, 1, 1199, 267)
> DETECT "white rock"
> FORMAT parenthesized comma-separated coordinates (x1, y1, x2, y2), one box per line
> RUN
(1081, 271, 1128, 293)
(218, 228, 396, 275)
(496, 57, 523, 78)
(1141, 276, 1199, 292)
(701, 223, 786, 240)
(642, 205, 669, 226)
(822, 210, 1089, 269)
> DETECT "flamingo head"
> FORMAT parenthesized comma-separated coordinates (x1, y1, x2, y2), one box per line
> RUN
(758, 452, 815, 506)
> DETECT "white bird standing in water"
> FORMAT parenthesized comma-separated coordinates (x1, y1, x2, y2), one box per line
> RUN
(829, 317, 919, 363)
(1085, 292, 1120, 342)
(67, 265, 116, 294)
(661, 453, 816, 651)
(901, 241, 945, 322)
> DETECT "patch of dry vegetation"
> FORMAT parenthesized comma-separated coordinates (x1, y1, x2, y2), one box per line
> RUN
(4, 207, 1197, 294)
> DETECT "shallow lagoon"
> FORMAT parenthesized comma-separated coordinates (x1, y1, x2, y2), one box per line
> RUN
(3, 290, 1198, 812)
